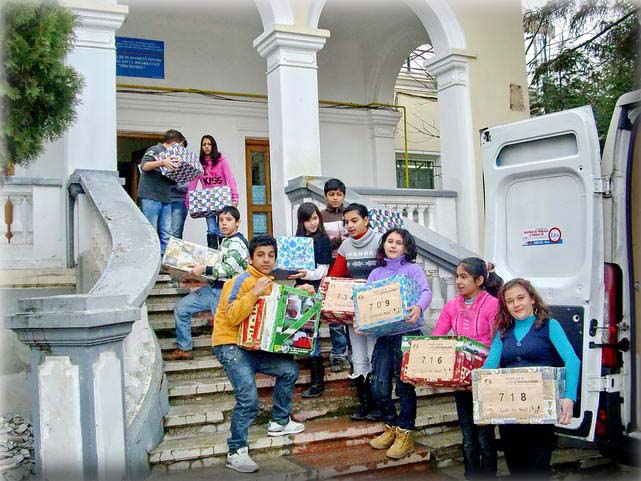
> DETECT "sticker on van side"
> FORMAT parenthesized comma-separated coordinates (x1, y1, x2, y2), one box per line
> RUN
(522, 227, 563, 246)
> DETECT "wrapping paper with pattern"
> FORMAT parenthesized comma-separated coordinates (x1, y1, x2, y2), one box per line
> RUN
(472, 366, 565, 425)
(368, 208, 404, 235)
(318, 277, 367, 325)
(353, 275, 424, 337)
(400, 335, 489, 387)
(158, 144, 203, 184)
(161, 237, 222, 281)
(237, 288, 279, 350)
(271, 236, 316, 279)
(188, 186, 232, 218)
(237, 285, 321, 357)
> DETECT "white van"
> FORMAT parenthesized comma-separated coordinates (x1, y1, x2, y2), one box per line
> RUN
(481, 91, 640, 466)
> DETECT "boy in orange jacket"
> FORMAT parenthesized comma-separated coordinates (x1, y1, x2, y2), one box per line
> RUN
(212, 234, 304, 473)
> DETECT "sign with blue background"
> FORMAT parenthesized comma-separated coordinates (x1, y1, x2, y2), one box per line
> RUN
(116, 37, 164, 79)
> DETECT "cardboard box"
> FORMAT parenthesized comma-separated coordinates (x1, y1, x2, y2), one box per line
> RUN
(400, 335, 489, 387)
(353, 275, 425, 337)
(237, 285, 321, 357)
(162, 237, 222, 281)
(472, 366, 565, 425)
(272, 236, 316, 280)
(318, 277, 366, 324)
(158, 144, 203, 184)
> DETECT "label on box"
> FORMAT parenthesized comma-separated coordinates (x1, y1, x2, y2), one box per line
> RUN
(478, 371, 545, 419)
(323, 281, 357, 312)
(356, 282, 403, 325)
(405, 338, 457, 381)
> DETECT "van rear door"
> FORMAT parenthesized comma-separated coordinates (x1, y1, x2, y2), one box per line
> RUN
(482, 106, 603, 440)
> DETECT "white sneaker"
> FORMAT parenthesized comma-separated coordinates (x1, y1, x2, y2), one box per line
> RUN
(267, 418, 305, 437)
(226, 446, 258, 473)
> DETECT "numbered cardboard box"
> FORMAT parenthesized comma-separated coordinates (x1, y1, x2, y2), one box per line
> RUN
(162, 237, 222, 281)
(472, 366, 566, 425)
(400, 335, 489, 387)
(237, 285, 322, 356)
(318, 277, 366, 324)
(353, 275, 424, 336)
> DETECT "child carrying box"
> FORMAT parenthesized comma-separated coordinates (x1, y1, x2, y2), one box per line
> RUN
(481, 278, 580, 478)
(212, 235, 304, 474)
(430, 257, 503, 479)
(366, 228, 432, 459)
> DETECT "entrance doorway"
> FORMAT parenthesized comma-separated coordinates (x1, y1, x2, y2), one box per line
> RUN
(245, 139, 272, 238)
(117, 132, 164, 201)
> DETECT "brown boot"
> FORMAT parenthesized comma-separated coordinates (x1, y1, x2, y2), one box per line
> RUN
(370, 425, 396, 450)
(163, 349, 193, 361)
(386, 427, 414, 459)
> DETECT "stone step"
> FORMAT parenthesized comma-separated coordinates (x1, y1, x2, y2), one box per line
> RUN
(149, 405, 459, 472)
(150, 286, 191, 297)
(150, 312, 213, 331)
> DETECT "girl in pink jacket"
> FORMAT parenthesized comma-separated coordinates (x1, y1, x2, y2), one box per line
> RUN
(187, 135, 239, 249)
(431, 257, 503, 480)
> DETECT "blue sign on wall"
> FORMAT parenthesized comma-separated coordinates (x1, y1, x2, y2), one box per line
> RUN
(116, 37, 164, 79)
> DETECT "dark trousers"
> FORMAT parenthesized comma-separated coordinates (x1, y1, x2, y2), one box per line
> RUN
(454, 390, 497, 479)
(499, 424, 555, 479)
(370, 332, 418, 430)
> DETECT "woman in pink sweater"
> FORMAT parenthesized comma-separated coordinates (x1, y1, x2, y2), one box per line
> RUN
(187, 135, 239, 249)
(431, 257, 503, 480)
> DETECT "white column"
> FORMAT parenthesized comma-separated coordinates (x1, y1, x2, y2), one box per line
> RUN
(425, 52, 479, 252)
(61, 1, 128, 176)
(368, 110, 401, 188)
(254, 29, 328, 235)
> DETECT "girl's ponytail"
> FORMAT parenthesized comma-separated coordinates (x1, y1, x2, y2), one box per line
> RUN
(458, 257, 504, 298)
(483, 261, 503, 298)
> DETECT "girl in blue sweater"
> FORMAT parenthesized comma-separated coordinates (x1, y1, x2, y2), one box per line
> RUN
(483, 278, 580, 478)
(367, 228, 432, 459)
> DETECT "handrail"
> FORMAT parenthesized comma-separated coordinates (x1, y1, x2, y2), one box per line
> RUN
(285, 175, 478, 272)
(68, 169, 160, 306)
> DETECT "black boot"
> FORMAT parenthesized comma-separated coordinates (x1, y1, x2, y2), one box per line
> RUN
(302, 357, 325, 398)
(365, 373, 382, 421)
(207, 234, 219, 250)
(351, 374, 369, 420)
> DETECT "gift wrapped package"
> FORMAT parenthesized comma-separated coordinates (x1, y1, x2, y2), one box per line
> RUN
(237, 289, 279, 350)
(263, 285, 321, 356)
(368, 208, 404, 235)
(353, 275, 424, 337)
(188, 185, 233, 218)
(400, 335, 489, 387)
(318, 277, 366, 324)
(271, 236, 316, 280)
(472, 366, 565, 425)
(162, 237, 222, 281)
(158, 144, 203, 184)
(237, 285, 321, 356)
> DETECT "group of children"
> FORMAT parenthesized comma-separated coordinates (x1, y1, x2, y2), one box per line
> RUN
(156, 174, 581, 479)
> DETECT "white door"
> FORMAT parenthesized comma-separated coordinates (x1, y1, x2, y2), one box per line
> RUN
(482, 106, 603, 440)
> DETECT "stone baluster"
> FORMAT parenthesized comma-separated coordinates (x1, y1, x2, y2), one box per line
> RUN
(443, 269, 457, 302)
(428, 267, 444, 312)
(427, 203, 436, 231)
(416, 206, 426, 226)
(19, 195, 33, 244)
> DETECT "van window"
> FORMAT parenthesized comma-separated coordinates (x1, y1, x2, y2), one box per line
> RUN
(497, 133, 578, 167)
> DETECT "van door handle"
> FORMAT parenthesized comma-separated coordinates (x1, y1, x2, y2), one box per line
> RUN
(589, 338, 630, 352)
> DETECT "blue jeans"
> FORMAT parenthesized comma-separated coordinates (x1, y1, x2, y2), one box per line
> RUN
(370, 331, 419, 430)
(213, 345, 299, 453)
(206, 215, 221, 236)
(329, 324, 348, 361)
(174, 285, 221, 351)
(171, 200, 188, 239)
(454, 390, 497, 479)
(141, 198, 172, 255)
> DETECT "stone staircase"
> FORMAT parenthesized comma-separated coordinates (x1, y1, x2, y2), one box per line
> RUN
(146, 274, 466, 478)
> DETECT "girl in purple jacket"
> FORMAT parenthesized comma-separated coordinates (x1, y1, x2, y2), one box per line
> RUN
(431, 257, 503, 480)
(368, 228, 432, 460)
